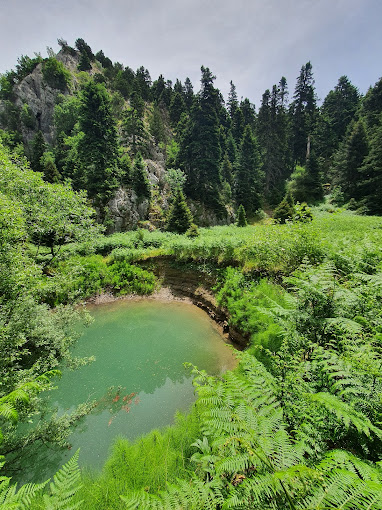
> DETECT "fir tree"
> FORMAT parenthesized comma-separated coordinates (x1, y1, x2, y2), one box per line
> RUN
(227, 80, 238, 118)
(273, 194, 295, 223)
(316, 76, 359, 175)
(123, 106, 147, 156)
(288, 151, 323, 204)
(30, 130, 46, 174)
(40, 151, 60, 183)
(177, 67, 224, 214)
(118, 153, 132, 187)
(166, 189, 193, 233)
(170, 92, 186, 126)
(332, 119, 368, 202)
(77, 51, 91, 71)
(289, 62, 318, 165)
(77, 81, 119, 200)
(235, 125, 263, 214)
(184, 77, 194, 109)
(359, 121, 382, 214)
(236, 204, 247, 226)
(221, 152, 234, 187)
(240, 97, 256, 130)
(133, 153, 151, 199)
(149, 105, 166, 144)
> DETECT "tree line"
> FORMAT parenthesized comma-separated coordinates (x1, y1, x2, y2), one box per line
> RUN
(1, 38, 381, 228)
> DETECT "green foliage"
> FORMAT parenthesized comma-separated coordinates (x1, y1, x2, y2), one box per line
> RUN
(20, 103, 36, 129)
(164, 168, 186, 194)
(42, 58, 71, 91)
(77, 52, 91, 72)
(43, 450, 82, 509)
(77, 81, 119, 202)
(166, 189, 193, 234)
(108, 260, 157, 295)
(273, 195, 294, 223)
(294, 202, 313, 222)
(132, 153, 151, 199)
(40, 151, 60, 183)
(236, 125, 263, 214)
(186, 223, 200, 238)
(0, 142, 101, 258)
(236, 204, 247, 227)
(54, 95, 80, 137)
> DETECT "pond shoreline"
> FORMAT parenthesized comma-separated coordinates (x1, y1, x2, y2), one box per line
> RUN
(85, 282, 248, 350)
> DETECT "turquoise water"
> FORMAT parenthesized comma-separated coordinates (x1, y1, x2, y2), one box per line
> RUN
(13, 299, 235, 482)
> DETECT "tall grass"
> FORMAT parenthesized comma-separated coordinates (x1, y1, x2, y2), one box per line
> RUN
(75, 408, 201, 509)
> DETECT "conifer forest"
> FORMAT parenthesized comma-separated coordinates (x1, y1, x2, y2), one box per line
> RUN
(1, 38, 382, 509)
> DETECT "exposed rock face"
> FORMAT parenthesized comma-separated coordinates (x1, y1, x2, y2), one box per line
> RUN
(13, 63, 64, 145)
(1, 51, 232, 231)
(189, 201, 235, 227)
(106, 188, 150, 233)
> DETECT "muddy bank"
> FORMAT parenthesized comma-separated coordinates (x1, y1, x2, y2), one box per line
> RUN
(87, 259, 248, 348)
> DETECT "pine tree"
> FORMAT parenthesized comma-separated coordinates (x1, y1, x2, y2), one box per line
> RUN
(236, 204, 247, 226)
(316, 76, 359, 175)
(166, 189, 193, 233)
(30, 130, 46, 174)
(236, 125, 263, 214)
(40, 151, 60, 183)
(177, 67, 224, 215)
(133, 153, 151, 199)
(359, 121, 382, 214)
(170, 92, 186, 126)
(290, 62, 318, 165)
(227, 80, 238, 118)
(78, 51, 91, 71)
(332, 119, 368, 202)
(77, 81, 119, 200)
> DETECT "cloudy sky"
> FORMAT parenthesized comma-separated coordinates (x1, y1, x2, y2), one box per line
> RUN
(1, 0, 381, 107)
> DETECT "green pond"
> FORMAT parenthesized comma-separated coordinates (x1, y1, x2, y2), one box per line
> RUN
(14, 299, 236, 483)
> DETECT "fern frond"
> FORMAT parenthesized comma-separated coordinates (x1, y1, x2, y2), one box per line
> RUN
(0, 476, 46, 510)
(309, 392, 382, 438)
(121, 478, 224, 510)
(43, 450, 82, 510)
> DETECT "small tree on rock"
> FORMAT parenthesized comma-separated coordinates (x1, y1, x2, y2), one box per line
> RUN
(167, 189, 193, 234)
(133, 153, 151, 199)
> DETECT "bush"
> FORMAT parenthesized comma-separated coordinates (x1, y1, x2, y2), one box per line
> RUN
(108, 260, 157, 295)
(42, 58, 71, 91)
(294, 202, 313, 222)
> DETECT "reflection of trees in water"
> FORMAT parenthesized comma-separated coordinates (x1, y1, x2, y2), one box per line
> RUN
(5, 438, 73, 485)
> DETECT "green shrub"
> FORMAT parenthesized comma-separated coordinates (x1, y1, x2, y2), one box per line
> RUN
(42, 58, 71, 91)
(108, 260, 157, 295)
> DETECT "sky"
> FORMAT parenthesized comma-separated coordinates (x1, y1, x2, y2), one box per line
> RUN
(1, 0, 381, 107)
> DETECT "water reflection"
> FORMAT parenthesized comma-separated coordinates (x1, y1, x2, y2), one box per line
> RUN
(9, 300, 236, 483)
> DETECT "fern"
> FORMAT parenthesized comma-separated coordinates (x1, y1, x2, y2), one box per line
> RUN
(43, 450, 82, 510)
(121, 478, 224, 510)
(309, 391, 382, 438)
(0, 459, 47, 510)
